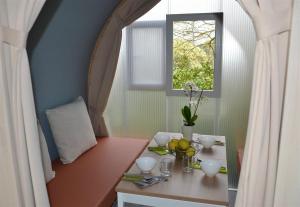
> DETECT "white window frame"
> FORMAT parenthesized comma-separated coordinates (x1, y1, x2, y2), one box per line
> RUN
(126, 21, 166, 90)
(166, 13, 223, 97)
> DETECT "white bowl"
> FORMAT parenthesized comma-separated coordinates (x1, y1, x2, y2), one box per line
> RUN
(136, 157, 157, 173)
(201, 160, 221, 177)
(199, 135, 216, 149)
(154, 134, 170, 147)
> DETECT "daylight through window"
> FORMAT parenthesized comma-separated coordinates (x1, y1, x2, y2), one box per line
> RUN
(166, 13, 223, 96)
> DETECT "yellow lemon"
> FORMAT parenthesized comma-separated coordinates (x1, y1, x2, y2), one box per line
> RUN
(186, 147, 196, 157)
(170, 138, 179, 143)
(168, 141, 178, 151)
(178, 138, 190, 150)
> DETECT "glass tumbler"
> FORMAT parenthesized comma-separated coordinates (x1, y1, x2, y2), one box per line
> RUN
(183, 155, 193, 173)
(160, 158, 172, 177)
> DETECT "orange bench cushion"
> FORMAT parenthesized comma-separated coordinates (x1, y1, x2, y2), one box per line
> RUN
(47, 137, 148, 207)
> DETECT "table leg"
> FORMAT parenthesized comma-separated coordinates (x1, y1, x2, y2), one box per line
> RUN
(117, 192, 124, 207)
(116, 192, 226, 207)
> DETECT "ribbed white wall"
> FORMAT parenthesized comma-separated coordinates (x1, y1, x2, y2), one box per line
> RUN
(104, 0, 256, 188)
(218, 0, 256, 187)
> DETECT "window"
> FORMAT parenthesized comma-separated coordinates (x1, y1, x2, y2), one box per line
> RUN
(127, 21, 166, 89)
(166, 13, 223, 96)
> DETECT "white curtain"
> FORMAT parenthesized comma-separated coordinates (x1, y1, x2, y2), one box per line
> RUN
(235, 0, 293, 206)
(0, 0, 49, 207)
(274, 0, 300, 206)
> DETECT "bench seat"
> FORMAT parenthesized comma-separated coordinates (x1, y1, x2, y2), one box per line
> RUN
(47, 137, 148, 207)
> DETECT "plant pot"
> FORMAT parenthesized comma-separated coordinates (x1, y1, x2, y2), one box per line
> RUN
(181, 125, 193, 141)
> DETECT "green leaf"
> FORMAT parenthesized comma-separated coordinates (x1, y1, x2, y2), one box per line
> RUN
(191, 115, 198, 123)
(182, 105, 194, 125)
(181, 108, 186, 120)
(183, 106, 191, 121)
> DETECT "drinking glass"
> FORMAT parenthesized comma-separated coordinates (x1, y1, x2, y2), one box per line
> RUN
(160, 158, 172, 177)
(183, 155, 193, 173)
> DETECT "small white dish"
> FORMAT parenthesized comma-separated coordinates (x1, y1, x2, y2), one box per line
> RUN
(199, 135, 216, 149)
(201, 160, 221, 177)
(154, 134, 170, 147)
(136, 157, 157, 173)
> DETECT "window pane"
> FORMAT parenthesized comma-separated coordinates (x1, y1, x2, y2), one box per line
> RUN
(172, 20, 216, 90)
(131, 26, 164, 86)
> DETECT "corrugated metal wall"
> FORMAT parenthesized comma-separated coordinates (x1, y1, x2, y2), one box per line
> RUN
(219, 0, 256, 187)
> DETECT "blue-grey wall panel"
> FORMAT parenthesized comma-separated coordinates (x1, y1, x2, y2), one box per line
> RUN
(28, 0, 119, 160)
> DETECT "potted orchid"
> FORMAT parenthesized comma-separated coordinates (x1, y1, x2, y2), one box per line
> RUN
(181, 82, 204, 140)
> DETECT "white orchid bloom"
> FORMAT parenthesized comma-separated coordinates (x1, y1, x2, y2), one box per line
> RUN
(183, 82, 199, 92)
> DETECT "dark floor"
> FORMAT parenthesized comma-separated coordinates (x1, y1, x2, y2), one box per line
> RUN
(113, 189, 237, 207)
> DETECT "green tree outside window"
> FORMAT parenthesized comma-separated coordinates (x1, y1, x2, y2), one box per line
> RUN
(172, 20, 215, 90)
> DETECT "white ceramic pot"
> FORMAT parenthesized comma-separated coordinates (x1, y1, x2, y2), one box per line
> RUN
(181, 125, 193, 141)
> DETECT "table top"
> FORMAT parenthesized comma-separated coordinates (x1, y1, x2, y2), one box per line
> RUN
(115, 133, 229, 206)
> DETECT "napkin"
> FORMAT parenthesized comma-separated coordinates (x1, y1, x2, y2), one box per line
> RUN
(148, 146, 170, 156)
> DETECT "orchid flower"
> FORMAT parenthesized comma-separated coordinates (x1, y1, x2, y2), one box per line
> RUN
(181, 81, 205, 126)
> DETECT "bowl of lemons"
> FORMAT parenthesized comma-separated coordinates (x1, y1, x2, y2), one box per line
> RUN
(168, 138, 196, 160)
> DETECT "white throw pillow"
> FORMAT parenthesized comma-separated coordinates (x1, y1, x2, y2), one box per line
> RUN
(46, 97, 97, 164)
